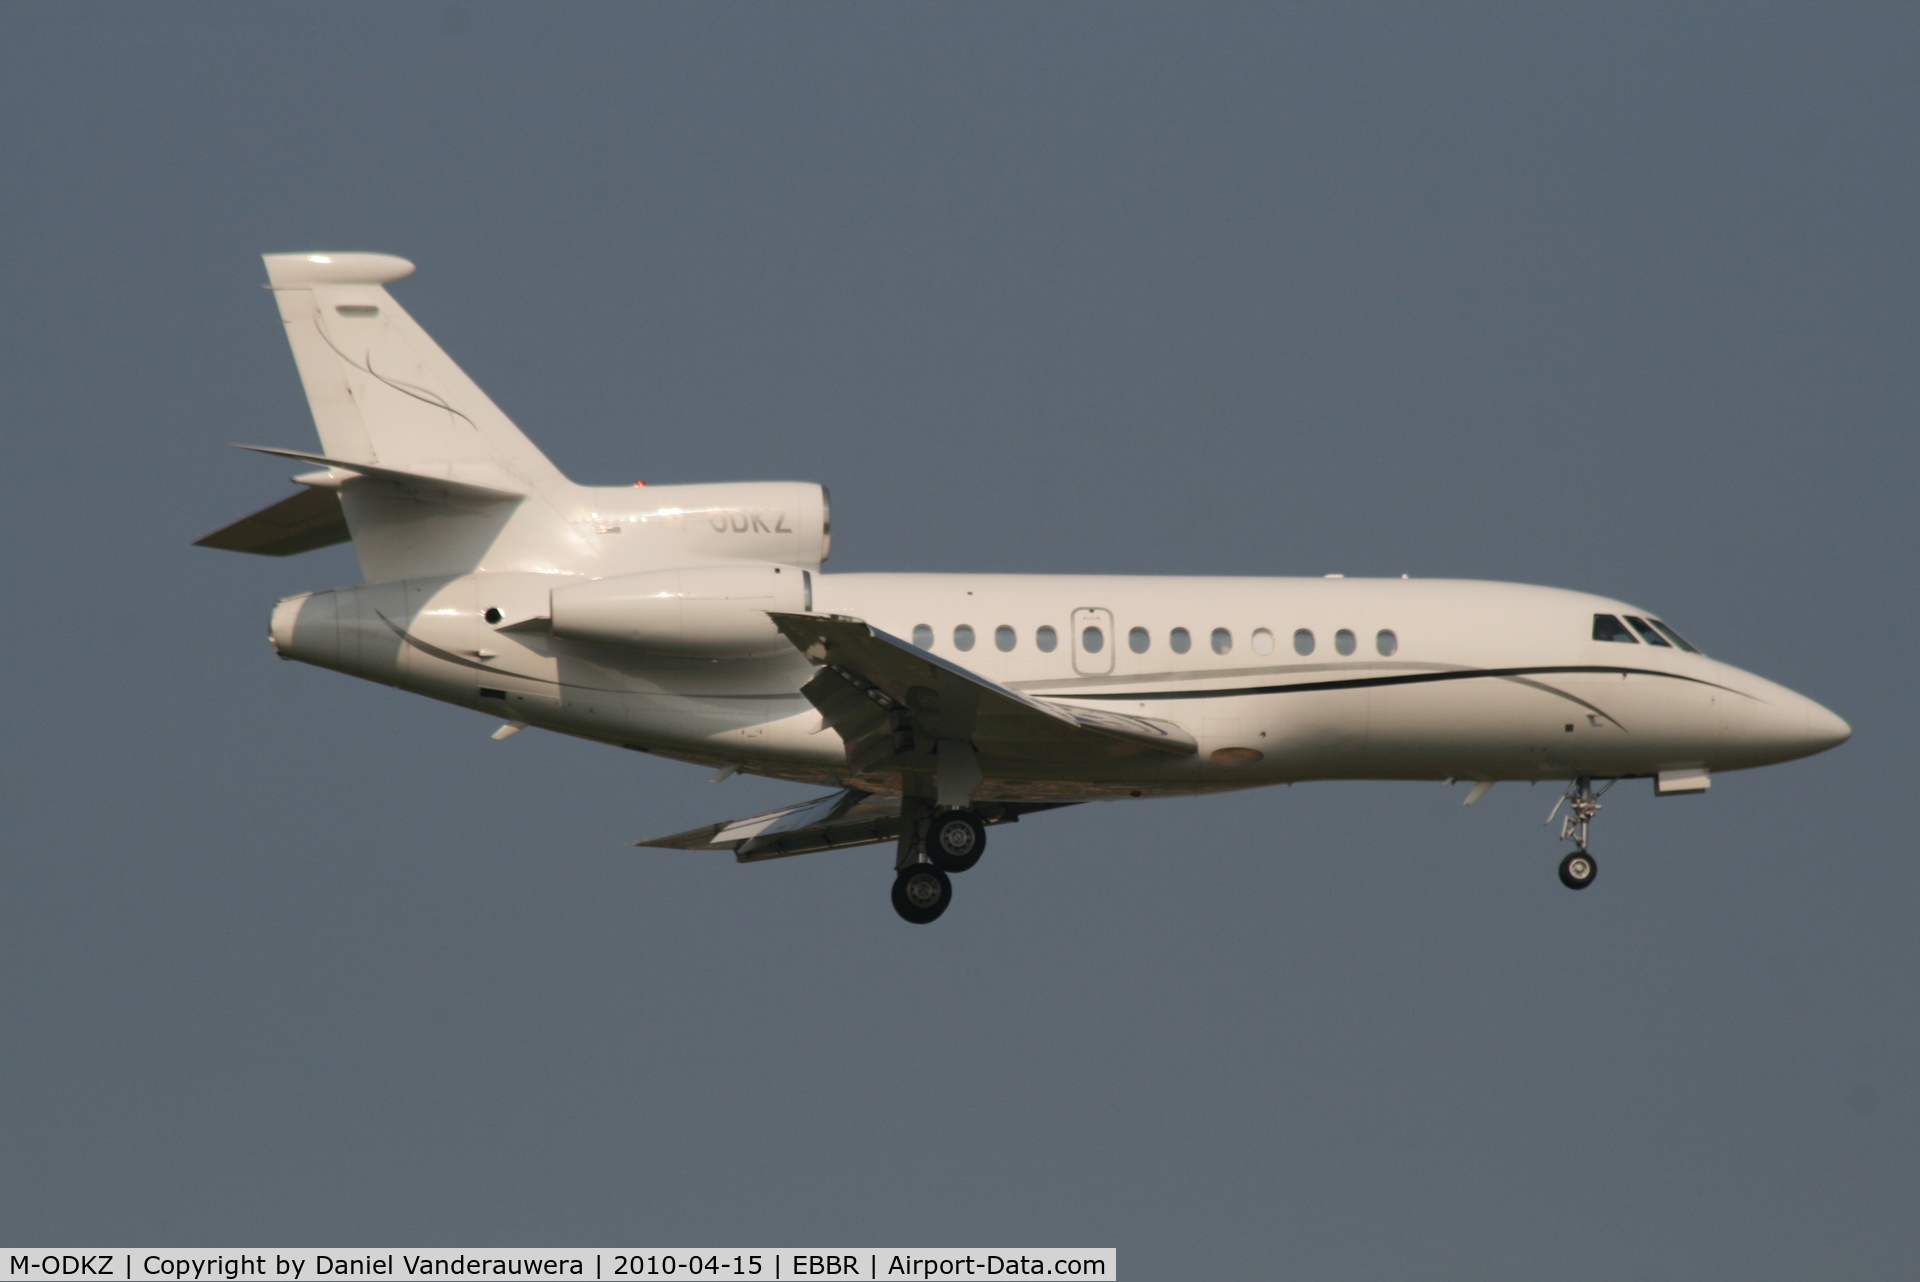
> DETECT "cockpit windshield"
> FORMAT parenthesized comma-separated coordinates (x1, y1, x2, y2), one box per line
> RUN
(1592, 614, 1636, 643)
(1592, 612, 1703, 653)
(1624, 615, 1671, 647)
(1648, 619, 1700, 653)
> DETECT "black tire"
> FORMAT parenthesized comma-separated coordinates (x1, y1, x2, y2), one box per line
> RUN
(927, 809, 987, 873)
(892, 863, 953, 924)
(1558, 851, 1597, 890)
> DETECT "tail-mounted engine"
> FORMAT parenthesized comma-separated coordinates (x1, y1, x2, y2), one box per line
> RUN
(549, 564, 812, 658)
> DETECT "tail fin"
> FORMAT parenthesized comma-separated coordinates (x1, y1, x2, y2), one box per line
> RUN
(262, 252, 576, 580)
(264, 252, 567, 489)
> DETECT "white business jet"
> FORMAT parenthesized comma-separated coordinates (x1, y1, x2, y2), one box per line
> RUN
(200, 252, 1851, 922)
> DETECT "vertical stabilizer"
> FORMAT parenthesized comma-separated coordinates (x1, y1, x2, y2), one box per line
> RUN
(264, 252, 567, 488)
(262, 252, 579, 580)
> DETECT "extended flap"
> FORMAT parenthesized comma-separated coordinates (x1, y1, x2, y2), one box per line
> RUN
(639, 789, 1067, 863)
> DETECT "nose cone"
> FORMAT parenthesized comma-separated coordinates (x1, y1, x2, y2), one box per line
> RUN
(1721, 671, 1852, 769)
(1803, 699, 1852, 755)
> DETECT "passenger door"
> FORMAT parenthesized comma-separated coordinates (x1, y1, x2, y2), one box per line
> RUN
(1072, 607, 1115, 675)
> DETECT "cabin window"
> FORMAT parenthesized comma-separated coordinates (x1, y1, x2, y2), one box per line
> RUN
(954, 624, 976, 652)
(1036, 625, 1058, 653)
(1650, 619, 1700, 653)
(1251, 628, 1274, 655)
(1592, 614, 1638, 643)
(1211, 628, 1233, 655)
(1624, 615, 1671, 647)
(1129, 626, 1150, 654)
(1294, 628, 1315, 656)
(1170, 627, 1191, 654)
(1082, 626, 1105, 654)
(995, 624, 1017, 652)
(1376, 629, 1398, 657)
(912, 623, 934, 649)
(1335, 628, 1356, 656)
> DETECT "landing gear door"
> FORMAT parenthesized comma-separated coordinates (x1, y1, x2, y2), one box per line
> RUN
(1071, 607, 1114, 675)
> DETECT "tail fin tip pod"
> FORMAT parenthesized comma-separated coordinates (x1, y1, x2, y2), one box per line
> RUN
(263, 252, 416, 287)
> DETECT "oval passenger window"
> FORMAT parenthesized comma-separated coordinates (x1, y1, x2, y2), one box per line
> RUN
(912, 624, 934, 649)
(995, 625, 1016, 652)
(1294, 628, 1315, 656)
(1082, 626, 1105, 654)
(1252, 628, 1274, 655)
(1211, 628, 1232, 655)
(1170, 627, 1191, 654)
(1376, 629, 1398, 657)
(1335, 628, 1356, 655)
(954, 624, 975, 652)
(1129, 627, 1150, 654)
(1036, 625, 1058, 653)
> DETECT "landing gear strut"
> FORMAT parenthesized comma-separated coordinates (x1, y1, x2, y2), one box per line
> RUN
(1546, 776, 1613, 891)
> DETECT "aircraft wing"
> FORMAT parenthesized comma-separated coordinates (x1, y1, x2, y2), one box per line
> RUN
(767, 612, 1196, 774)
(639, 787, 1063, 862)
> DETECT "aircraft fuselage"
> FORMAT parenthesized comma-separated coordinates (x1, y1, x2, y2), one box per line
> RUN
(271, 570, 1847, 803)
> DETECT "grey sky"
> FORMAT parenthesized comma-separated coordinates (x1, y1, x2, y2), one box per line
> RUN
(2, 4, 1914, 1275)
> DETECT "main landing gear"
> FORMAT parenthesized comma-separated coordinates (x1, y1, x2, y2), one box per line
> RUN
(892, 863, 952, 925)
(891, 804, 987, 923)
(928, 809, 986, 873)
(1546, 776, 1613, 891)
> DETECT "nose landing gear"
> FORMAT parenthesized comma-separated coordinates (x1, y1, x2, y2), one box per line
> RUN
(1546, 776, 1613, 891)
(1558, 851, 1597, 890)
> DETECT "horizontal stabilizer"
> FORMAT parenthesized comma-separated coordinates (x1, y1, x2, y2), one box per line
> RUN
(235, 445, 529, 501)
(194, 487, 350, 557)
(639, 789, 1064, 863)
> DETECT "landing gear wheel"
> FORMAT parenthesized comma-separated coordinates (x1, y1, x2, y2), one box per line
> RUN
(892, 863, 953, 924)
(927, 809, 987, 873)
(1558, 851, 1597, 890)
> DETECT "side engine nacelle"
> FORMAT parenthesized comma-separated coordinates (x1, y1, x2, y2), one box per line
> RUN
(548, 564, 811, 658)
